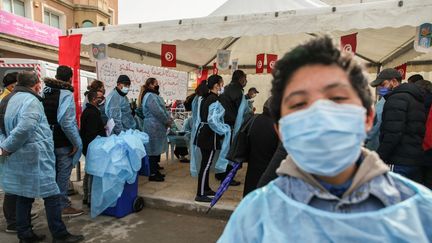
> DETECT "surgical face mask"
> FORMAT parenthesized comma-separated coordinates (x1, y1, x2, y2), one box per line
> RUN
(378, 87, 390, 97)
(121, 86, 129, 94)
(278, 100, 367, 177)
(97, 97, 105, 106)
(218, 86, 224, 95)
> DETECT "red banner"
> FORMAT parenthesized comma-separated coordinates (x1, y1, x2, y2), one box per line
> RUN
(340, 33, 357, 54)
(59, 34, 82, 125)
(213, 62, 218, 75)
(395, 63, 407, 80)
(161, 44, 176, 67)
(267, 54, 278, 73)
(256, 53, 265, 74)
(197, 69, 208, 85)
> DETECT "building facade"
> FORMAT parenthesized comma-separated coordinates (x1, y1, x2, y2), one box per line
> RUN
(0, 0, 118, 70)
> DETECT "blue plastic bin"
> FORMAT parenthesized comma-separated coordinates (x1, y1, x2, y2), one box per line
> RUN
(138, 156, 150, 176)
(102, 175, 144, 218)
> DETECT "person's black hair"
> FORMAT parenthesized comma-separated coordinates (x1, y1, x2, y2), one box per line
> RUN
(263, 97, 272, 116)
(56, 65, 73, 82)
(270, 36, 373, 123)
(207, 74, 223, 90)
(3, 72, 18, 87)
(87, 79, 104, 91)
(87, 90, 98, 103)
(231, 70, 245, 83)
(415, 79, 432, 93)
(195, 82, 209, 97)
(408, 74, 424, 83)
(17, 71, 39, 88)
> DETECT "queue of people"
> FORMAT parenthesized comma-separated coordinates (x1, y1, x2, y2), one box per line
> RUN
(1, 36, 432, 242)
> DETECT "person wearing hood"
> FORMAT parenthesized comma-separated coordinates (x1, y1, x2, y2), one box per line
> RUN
(376, 72, 426, 184)
(105, 75, 136, 135)
(218, 36, 432, 242)
(0, 72, 18, 101)
(0, 71, 84, 243)
(242, 98, 279, 197)
(42, 66, 83, 217)
(140, 77, 172, 182)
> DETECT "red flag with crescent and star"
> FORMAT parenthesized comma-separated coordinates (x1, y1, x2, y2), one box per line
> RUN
(395, 63, 407, 80)
(161, 44, 176, 67)
(256, 53, 265, 74)
(340, 33, 357, 54)
(266, 54, 278, 73)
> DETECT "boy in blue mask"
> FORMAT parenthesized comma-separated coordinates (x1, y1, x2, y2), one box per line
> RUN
(218, 36, 432, 242)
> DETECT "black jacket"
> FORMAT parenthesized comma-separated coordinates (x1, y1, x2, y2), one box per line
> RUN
(378, 83, 426, 166)
(257, 143, 287, 188)
(80, 103, 106, 155)
(219, 81, 244, 126)
(196, 92, 223, 150)
(243, 113, 279, 197)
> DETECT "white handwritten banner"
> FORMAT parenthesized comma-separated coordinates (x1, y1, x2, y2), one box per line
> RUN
(97, 58, 188, 100)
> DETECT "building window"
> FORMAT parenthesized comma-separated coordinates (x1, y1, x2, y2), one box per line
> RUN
(3, 0, 25, 17)
(44, 10, 60, 29)
(82, 20, 94, 28)
(108, 8, 114, 25)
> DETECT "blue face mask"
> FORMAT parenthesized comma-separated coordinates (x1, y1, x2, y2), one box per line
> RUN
(121, 86, 129, 94)
(278, 100, 367, 176)
(378, 87, 390, 97)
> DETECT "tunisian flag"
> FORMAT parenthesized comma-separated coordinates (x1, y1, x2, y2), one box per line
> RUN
(340, 33, 357, 54)
(197, 69, 208, 85)
(161, 44, 176, 67)
(212, 62, 218, 75)
(256, 53, 265, 74)
(59, 34, 82, 124)
(395, 63, 407, 80)
(266, 54, 278, 73)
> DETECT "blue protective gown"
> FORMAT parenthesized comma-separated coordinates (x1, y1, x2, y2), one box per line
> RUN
(85, 129, 149, 217)
(142, 92, 170, 156)
(57, 89, 82, 165)
(208, 101, 232, 173)
(218, 173, 432, 243)
(190, 96, 203, 177)
(213, 96, 248, 172)
(0, 92, 59, 198)
(105, 88, 136, 135)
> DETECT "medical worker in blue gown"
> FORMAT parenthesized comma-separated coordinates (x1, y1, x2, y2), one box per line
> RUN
(0, 71, 84, 243)
(218, 37, 432, 243)
(140, 77, 172, 182)
(105, 75, 136, 135)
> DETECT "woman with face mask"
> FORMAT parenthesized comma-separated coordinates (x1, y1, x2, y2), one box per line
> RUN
(218, 37, 432, 242)
(140, 77, 172, 182)
(83, 79, 107, 124)
(194, 75, 224, 202)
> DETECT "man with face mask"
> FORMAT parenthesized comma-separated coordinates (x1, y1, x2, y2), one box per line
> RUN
(80, 90, 106, 205)
(105, 75, 136, 135)
(365, 68, 402, 151)
(374, 69, 426, 184)
(218, 37, 432, 242)
(0, 71, 84, 242)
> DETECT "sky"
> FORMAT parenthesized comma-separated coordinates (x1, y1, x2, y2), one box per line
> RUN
(118, 0, 228, 24)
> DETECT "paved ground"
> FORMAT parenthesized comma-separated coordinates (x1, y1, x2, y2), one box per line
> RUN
(0, 156, 246, 242)
(0, 206, 227, 243)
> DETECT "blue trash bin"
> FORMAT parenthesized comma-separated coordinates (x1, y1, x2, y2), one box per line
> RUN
(102, 175, 144, 218)
(139, 156, 150, 176)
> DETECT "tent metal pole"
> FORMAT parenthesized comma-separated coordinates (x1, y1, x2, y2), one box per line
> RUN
(380, 39, 414, 66)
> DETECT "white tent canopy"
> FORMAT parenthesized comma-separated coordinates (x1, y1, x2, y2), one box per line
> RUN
(209, 0, 328, 16)
(71, 0, 432, 73)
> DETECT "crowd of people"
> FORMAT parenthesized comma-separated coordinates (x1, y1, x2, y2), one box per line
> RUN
(1, 35, 432, 242)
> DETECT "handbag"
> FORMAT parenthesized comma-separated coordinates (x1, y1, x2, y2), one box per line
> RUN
(226, 114, 258, 164)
